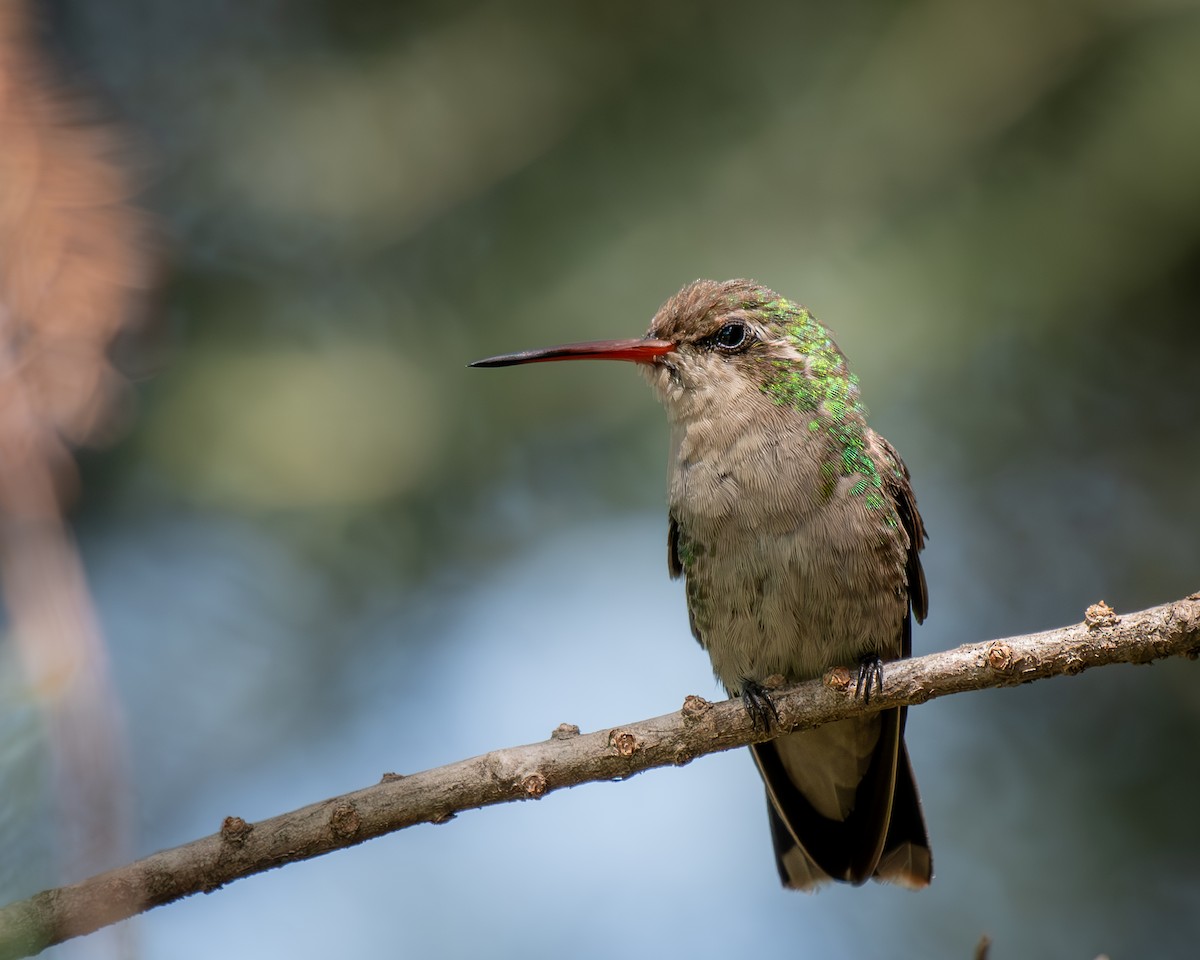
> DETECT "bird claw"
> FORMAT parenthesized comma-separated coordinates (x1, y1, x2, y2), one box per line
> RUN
(856, 655, 885, 704)
(740, 678, 781, 732)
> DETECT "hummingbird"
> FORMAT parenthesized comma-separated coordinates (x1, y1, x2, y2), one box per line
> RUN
(470, 279, 932, 890)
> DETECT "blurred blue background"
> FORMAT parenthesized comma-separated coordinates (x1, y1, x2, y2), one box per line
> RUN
(3, 0, 1200, 956)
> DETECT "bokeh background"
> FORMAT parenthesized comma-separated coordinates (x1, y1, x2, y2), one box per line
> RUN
(3, 0, 1200, 956)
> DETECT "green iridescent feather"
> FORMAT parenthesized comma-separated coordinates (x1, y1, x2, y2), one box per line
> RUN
(755, 299, 891, 513)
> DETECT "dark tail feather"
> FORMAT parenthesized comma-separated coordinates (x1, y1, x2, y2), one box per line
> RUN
(874, 741, 933, 888)
(753, 707, 932, 891)
(765, 797, 830, 889)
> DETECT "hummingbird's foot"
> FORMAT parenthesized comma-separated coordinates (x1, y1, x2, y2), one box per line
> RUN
(740, 679, 781, 732)
(856, 655, 885, 705)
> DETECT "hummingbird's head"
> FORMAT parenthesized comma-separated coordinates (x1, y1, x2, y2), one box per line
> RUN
(640, 279, 859, 428)
(470, 278, 861, 431)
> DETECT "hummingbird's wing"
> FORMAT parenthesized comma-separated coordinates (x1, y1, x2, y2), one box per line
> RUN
(668, 513, 707, 650)
(872, 437, 933, 883)
(879, 436, 928, 627)
(667, 514, 683, 579)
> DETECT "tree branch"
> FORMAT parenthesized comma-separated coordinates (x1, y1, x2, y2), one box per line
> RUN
(2, 593, 1198, 958)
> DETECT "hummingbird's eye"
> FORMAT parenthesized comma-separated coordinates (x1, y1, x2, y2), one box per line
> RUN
(712, 321, 750, 351)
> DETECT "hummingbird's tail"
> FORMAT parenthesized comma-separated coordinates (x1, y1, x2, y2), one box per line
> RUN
(874, 742, 934, 887)
(751, 707, 932, 890)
